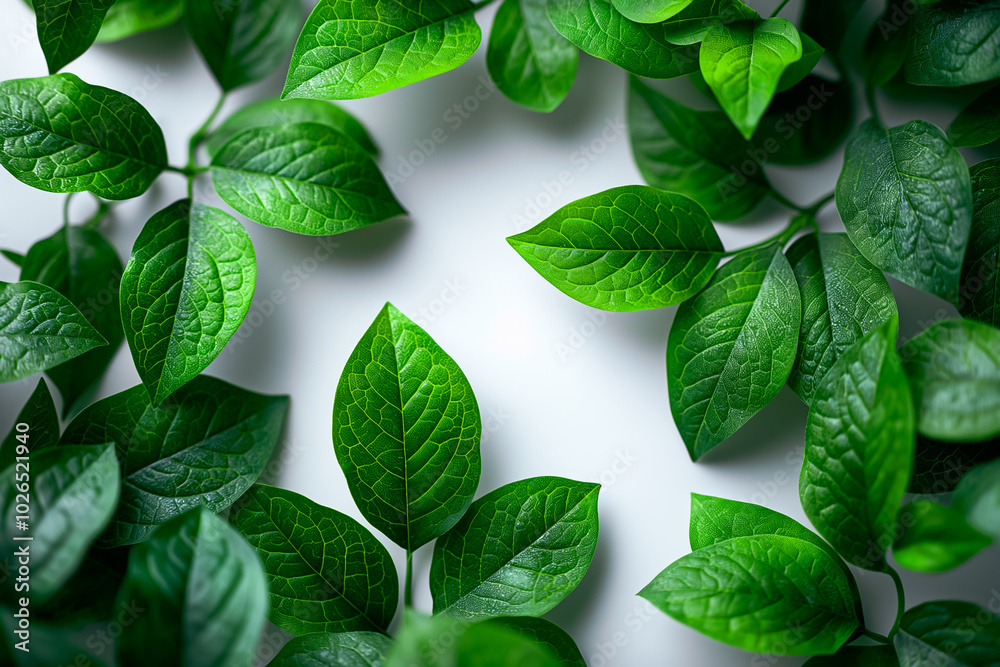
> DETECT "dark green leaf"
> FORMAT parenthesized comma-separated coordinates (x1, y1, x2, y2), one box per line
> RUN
(116, 506, 268, 667)
(612, 0, 692, 23)
(61, 375, 289, 546)
(661, 0, 758, 45)
(862, 6, 910, 88)
(20, 225, 123, 414)
(895, 601, 1000, 667)
(271, 632, 392, 667)
(0, 281, 106, 383)
(800, 320, 915, 571)
(34, 550, 125, 624)
(0, 74, 168, 200)
(488, 617, 586, 667)
(229, 484, 398, 635)
(96, 0, 184, 42)
(777, 34, 823, 92)
(836, 119, 972, 302)
(804, 645, 900, 667)
(1, 614, 111, 666)
(430, 477, 600, 620)
(0, 379, 59, 471)
(333, 302, 480, 551)
(1, 251, 25, 268)
(487, 0, 578, 113)
(950, 87, 1000, 148)
(548, 0, 701, 79)
(211, 122, 404, 235)
(507, 186, 723, 311)
(800, 0, 864, 53)
(906, 1, 1000, 87)
(954, 458, 1000, 539)
(910, 435, 999, 495)
(667, 246, 801, 460)
(628, 76, 770, 221)
(893, 500, 991, 573)
(640, 534, 859, 654)
(0, 443, 119, 602)
(207, 97, 379, 157)
(283, 0, 481, 100)
(185, 0, 300, 91)
(121, 200, 256, 404)
(33, 0, 116, 73)
(786, 232, 897, 403)
(959, 159, 1000, 327)
(752, 75, 853, 165)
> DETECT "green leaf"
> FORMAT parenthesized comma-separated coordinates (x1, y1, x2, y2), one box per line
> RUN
(20, 225, 124, 414)
(61, 375, 289, 547)
(271, 632, 393, 667)
(1, 250, 25, 268)
(959, 159, 1000, 327)
(229, 484, 399, 635)
(863, 8, 909, 88)
(0, 443, 119, 602)
(640, 534, 859, 655)
(548, 0, 700, 79)
(430, 477, 600, 621)
(211, 122, 404, 235)
(900, 319, 1000, 442)
(661, 0, 758, 45)
(628, 76, 770, 221)
(612, 0, 692, 23)
(800, 0, 864, 53)
(800, 320, 915, 571)
(699, 18, 803, 139)
(1, 613, 111, 666)
(752, 75, 853, 165)
(507, 186, 723, 311)
(667, 246, 801, 460)
(0, 74, 168, 200)
(283, 0, 481, 100)
(786, 232, 898, 404)
(121, 200, 256, 404)
(950, 87, 1000, 148)
(777, 34, 823, 92)
(910, 435, 999, 495)
(207, 97, 379, 157)
(96, 0, 184, 42)
(954, 458, 1000, 539)
(488, 617, 586, 667)
(34, 550, 124, 624)
(333, 303, 480, 551)
(115, 506, 268, 667)
(895, 601, 1000, 667)
(836, 119, 972, 302)
(905, 1, 1000, 87)
(893, 500, 991, 573)
(33, 0, 116, 73)
(185, 0, 300, 92)
(804, 645, 900, 667)
(486, 0, 578, 113)
(0, 281, 107, 384)
(0, 379, 59, 471)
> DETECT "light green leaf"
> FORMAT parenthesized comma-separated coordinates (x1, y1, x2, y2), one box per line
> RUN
(0, 379, 59, 471)
(33, 0, 116, 73)
(804, 646, 900, 667)
(667, 246, 801, 460)
(229, 484, 399, 635)
(507, 186, 723, 311)
(660, 0, 757, 45)
(836, 119, 972, 302)
(612, 0, 692, 23)
(487, 0, 578, 113)
(906, 1, 1000, 87)
(333, 303, 481, 551)
(895, 601, 1000, 667)
(211, 122, 404, 235)
(950, 87, 1000, 148)
(777, 34, 823, 92)
(893, 500, 991, 573)
(0, 74, 168, 200)
(96, 0, 184, 42)
(959, 159, 1000, 327)
(954, 458, 1000, 540)
(430, 477, 600, 621)
(488, 617, 586, 667)
(283, 0, 481, 100)
(271, 632, 392, 667)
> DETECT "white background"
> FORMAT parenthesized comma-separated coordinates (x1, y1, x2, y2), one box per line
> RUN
(1, 0, 998, 665)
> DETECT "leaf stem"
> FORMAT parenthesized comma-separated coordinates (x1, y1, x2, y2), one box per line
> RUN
(862, 629, 891, 645)
(865, 84, 883, 127)
(769, 189, 803, 212)
(769, 0, 792, 18)
(722, 212, 809, 257)
(887, 565, 906, 641)
(405, 550, 413, 608)
(186, 92, 228, 171)
(63, 192, 76, 227)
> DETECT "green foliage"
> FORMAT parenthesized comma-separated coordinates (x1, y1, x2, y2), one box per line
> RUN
(953, 458, 1000, 540)
(893, 500, 991, 572)
(96, 0, 184, 41)
(0, 379, 58, 471)
(960, 159, 1000, 326)
(895, 601, 1000, 666)
(905, 0, 1000, 86)
(270, 632, 393, 667)
(32, 0, 117, 73)
(949, 86, 1000, 148)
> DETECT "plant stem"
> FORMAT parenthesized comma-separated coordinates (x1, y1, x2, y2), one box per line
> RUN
(405, 550, 413, 608)
(887, 565, 906, 641)
(865, 84, 883, 127)
(862, 629, 891, 645)
(186, 92, 227, 171)
(769, 189, 803, 212)
(63, 192, 76, 227)
(804, 191, 835, 216)
(723, 213, 809, 257)
(769, 0, 792, 18)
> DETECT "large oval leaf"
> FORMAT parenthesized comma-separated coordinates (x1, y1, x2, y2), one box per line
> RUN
(507, 186, 723, 311)
(895, 601, 1000, 667)
(271, 632, 393, 667)
(33, 0, 117, 73)
(667, 245, 801, 460)
(333, 302, 481, 551)
(430, 477, 600, 621)
(229, 484, 399, 635)
(905, 1, 1000, 87)
(893, 500, 991, 573)
(283, 0, 481, 100)
(959, 159, 1000, 327)
(836, 119, 972, 302)
(0, 74, 167, 200)
(61, 375, 289, 547)
(121, 199, 256, 404)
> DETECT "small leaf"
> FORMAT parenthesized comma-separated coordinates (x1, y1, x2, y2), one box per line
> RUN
(0, 281, 107, 384)
(893, 500, 991, 573)
(333, 303, 481, 551)
(836, 119, 972, 302)
(115, 507, 268, 667)
(1, 250, 25, 268)
(211, 123, 404, 235)
(507, 186, 724, 311)
(895, 601, 1000, 667)
(185, 0, 300, 92)
(0, 443, 119, 602)
(905, 1, 1000, 87)
(800, 320, 915, 571)
(640, 534, 859, 655)
(270, 632, 392, 667)
(800, 0, 864, 53)
(949, 86, 1000, 148)
(804, 645, 900, 666)
(283, 0, 481, 100)
(611, 0, 692, 23)
(0, 74, 168, 200)
(777, 34, 823, 92)
(33, 0, 116, 73)
(661, 0, 758, 45)
(786, 232, 897, 404)
(954, 458, 1000, 540)
(700, 18, 803, 139)
(487, 0, 578, 113)
(61, 375, 289, 547)
(959, 159, 1000, 327)
(548, 0, 700, 79)
(667, 246, 801, 460)
(121, 200, 256, 404)
(229, 484, 399, 635)
(488, 617, 586, 667)
(96, 0, 184, 42)
(430, 477, 600, 621)
(0, 378, 59, 471)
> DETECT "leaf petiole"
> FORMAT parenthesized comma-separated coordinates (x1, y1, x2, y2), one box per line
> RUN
(722, 211, 809, 256)
(862, 628, 891, 645)
(186, 92, 228, 171)
(886, 565, 906, 641)
(405, 550, 414, 608)
(63, 192, 76, 228)
(769, 0, 792, 18)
